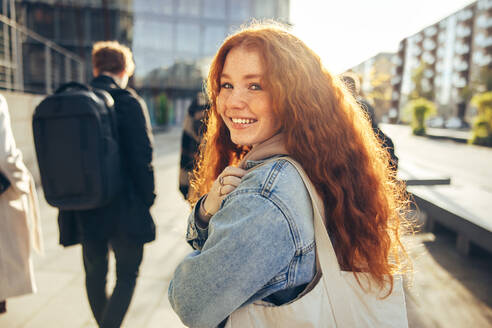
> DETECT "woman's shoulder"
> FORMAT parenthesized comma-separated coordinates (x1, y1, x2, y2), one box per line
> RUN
(240, 157, 305, 193)
(231, 158, 314, 240)
(231, 158, 312, 219)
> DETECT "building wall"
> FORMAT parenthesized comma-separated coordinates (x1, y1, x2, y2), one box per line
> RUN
(132, 0, 291, 127)
(133, 0, 290, 79)
(391, 0, 491, 122)
(350, 52, 395, 123)
(16, 0, 134, 88)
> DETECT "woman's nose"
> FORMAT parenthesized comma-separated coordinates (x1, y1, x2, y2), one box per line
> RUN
(225, 89, 246, 109)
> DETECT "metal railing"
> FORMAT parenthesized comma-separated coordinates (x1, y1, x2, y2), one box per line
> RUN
(0, 2, 85, 94)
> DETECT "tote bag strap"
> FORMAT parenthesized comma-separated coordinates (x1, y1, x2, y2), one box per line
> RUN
(275, 157, 357, 327)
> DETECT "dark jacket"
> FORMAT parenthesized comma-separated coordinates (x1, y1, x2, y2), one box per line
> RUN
(358, 98, 399, 170)
(179, 96, 209, 200)
(58, 75, 156, 246)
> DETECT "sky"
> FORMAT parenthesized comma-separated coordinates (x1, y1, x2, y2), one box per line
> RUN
(290, 0, 477, 73)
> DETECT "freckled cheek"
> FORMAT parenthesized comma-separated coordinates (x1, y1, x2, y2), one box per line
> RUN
(217, 96, 226, 115)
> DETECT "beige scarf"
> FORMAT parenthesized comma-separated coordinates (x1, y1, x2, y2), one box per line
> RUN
(239, 133, 289, 169)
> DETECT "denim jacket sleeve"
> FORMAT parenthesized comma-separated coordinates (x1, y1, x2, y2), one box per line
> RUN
(168, 192, 296, 328)
(185, 196, 210, 251)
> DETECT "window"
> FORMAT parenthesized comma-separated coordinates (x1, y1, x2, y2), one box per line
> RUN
(136, 0, 173, 15)
(204, 25, 226, 55)
(177, 0, 200, 17)
(31, 5, 55, 39)
(58, 8, 77, 43)
(230, 0, 250, 21)
(204, 0, 226, 19)
(177, 23, 200, 55)
(253, 0, 275, 18)
(277, 0, 290, 21)
(134, 19, 173, 51)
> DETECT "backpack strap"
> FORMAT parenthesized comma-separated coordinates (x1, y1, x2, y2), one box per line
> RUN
(55, 82, 90, 94)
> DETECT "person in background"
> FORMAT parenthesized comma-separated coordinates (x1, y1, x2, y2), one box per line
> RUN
(179, 91, 209, 201)
(0, 94, 43, 314)
(168, 23, 409, 327)
(340, 72, 399, 170)
(57, 41, 156, 328)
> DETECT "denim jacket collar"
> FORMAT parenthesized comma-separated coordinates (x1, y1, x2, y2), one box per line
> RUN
(243, 155, 287, 170)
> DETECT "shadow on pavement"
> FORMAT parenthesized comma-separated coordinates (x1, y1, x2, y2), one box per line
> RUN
(423, 229, 492, 308)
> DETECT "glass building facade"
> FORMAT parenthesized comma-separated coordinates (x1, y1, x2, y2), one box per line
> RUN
(14, 0, 134, 87)
(132, 0, 290, 126)
(7, 0, 290, 124)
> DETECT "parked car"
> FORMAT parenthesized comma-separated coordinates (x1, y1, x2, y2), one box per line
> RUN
(426, 116, 444, 128)
(444, 117, 470, 129)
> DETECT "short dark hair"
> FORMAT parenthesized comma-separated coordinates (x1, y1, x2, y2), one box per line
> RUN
(92, 41, 135, 76)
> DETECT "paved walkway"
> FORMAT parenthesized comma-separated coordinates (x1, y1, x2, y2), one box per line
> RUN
(1, 125, 491, 328)
(0, 127, 189, 328)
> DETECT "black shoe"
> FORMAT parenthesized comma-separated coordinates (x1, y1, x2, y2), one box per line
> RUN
(0, 300, 6, 314)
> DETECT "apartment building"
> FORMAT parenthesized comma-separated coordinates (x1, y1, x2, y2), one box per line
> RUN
(349, 52, 395, 123)
(391, 0, 491, 122)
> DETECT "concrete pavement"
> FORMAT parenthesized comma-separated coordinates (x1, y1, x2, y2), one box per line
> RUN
(381, 123, 492, 327)
(0, 127, 189, 328)
(1, 125, 492, 328)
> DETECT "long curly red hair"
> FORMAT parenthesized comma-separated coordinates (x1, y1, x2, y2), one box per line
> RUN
(190, 22, 410, 294)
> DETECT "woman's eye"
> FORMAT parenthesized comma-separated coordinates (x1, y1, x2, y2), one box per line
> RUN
(221, 82, 233, 89)
(249, 83, 262, 91)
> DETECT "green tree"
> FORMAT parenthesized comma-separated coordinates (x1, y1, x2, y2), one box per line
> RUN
(404, 98, 437, 135)
(156, 93, 170, 125)
(470, 91, 492, 147)
(410, 61, 434, 101)
(367, 68, 392, 120)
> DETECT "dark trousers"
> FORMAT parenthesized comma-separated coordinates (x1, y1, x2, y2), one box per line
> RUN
(82, 237, 144, 328)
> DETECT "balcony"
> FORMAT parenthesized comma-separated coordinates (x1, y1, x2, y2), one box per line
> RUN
(478, 0, 492, 10)
(423, 38, 436, 51)
(452, 73, 467, 88)
(456, 25, 472, 38)
(413, 33, 423, 43)
(474, 33, 492, 47)
(476, 15, 492, 28)
(424, 26, 438, 37)
(423, 52, 436, 64)
(473, 51, 492, 66)
(455, 43, 470, 54)
(424, 69, 435, 78)
(412, 47, 422, 56)
(454, 59, 469, 71)
(392, 56, 403, 66)
(457, 9, 473, 22)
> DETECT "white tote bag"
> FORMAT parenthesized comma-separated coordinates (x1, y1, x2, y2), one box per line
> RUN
(226, 158, 408, 328)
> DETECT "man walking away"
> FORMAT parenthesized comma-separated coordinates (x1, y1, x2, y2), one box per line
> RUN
(57, 41, 156, 328)
(341, 73, 399, 170)
(179, 91, 209, 201)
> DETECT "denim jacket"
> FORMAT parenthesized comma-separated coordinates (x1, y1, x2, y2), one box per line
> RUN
(168, 158, 317, 328)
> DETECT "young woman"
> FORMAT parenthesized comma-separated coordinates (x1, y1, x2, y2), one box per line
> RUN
(169, 23, 409, 328)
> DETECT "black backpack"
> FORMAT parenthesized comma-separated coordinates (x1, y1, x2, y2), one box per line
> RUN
(33, 82, 122, 210)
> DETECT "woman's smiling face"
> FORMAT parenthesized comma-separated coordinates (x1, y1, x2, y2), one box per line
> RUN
(217, 46, 281, 147)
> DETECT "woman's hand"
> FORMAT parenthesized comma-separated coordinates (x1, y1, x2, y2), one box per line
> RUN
(199, 166, 247, 223)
